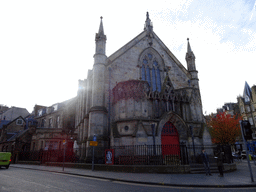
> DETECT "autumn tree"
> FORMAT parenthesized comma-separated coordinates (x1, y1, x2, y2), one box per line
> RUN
(207, 112, 242, 144)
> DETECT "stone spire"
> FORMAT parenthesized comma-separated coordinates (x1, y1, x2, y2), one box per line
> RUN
(144, 12, 154, 46)
(97, 17, 104, 37)
(95, 16, 106, 42)
(185, 38, 198, 88)
(95, 16, 106, 55)
(144, 12, 153, 32)
(186, 38, 195, 59)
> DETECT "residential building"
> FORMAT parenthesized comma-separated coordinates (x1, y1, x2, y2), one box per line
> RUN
(237, 82, 256, 140)
(31, 98, 76, 152)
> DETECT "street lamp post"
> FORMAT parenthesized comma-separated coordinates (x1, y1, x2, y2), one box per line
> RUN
(151, 124, 156, 156)
(239, 120, 254, 182)
(92, 134, 97, 171)
(189, 125, 196, 160)
(63, 139, 66, 171)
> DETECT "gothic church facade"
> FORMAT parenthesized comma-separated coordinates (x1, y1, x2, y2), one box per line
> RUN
(75, 13, 206, 161)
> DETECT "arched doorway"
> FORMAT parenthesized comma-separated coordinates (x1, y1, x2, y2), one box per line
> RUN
(161, 121, 180, 160)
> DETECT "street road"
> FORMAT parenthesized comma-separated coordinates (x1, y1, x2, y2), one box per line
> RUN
(0, 167, 255, 192)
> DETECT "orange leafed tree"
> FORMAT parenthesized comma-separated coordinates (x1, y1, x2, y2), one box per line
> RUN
(207, 112, 242, 144)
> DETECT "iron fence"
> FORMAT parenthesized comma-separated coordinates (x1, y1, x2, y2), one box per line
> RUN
(18, 149, 77, 163)
(110, 144, 189, 165)
(16, 144, 236, 166)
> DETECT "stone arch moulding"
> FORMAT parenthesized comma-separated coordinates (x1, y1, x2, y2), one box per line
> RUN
(157, 111, 188, 141)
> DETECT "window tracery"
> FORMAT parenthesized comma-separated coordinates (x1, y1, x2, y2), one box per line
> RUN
(140, 50, 162, 92)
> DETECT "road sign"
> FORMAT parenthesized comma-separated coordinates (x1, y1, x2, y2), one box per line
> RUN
(93, 135, 97, 141)
(90, 141, 98, 146)
(63, 140, 66, 145)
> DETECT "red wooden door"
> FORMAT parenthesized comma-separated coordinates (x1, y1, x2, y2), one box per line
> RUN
(161, 121, 180, 158)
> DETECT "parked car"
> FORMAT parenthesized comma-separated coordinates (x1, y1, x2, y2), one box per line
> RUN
(232, 151, 242, 161)
(0, 152, 11, 169)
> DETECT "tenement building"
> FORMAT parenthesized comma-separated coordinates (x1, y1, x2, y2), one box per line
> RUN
(237, 82, 256, 140)
(32, 98, 76, 152)
(75, 13, 207, 162)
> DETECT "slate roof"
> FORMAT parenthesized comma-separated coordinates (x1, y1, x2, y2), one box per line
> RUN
(0, 120, 11, 129)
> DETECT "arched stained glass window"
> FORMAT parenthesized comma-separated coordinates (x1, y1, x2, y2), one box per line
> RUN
(146, 66, 151, 86)
(142, 65, 146, 80)
(152, 67, 156, 92)
(156, 68, 161, 92)
(153, 60, 158, 66)
(140, 50, 162, 92)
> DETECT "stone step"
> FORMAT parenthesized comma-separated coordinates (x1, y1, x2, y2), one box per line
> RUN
(190, 167, 218, 171)
(190, 170, 220, 174)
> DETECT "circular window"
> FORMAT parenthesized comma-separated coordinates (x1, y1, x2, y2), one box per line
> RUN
(124, 126, 129, 132)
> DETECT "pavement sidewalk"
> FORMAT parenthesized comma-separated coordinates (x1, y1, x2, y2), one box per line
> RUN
(10, 160, 256, 188)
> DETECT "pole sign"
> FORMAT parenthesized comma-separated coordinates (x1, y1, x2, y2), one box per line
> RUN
(239, 120, 254, 182)
(90, 141, 98, 146)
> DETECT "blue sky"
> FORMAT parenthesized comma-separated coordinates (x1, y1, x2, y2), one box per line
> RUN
(0, 0, 256, 114)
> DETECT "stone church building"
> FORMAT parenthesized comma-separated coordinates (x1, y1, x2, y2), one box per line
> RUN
(75, 13, 206, 162)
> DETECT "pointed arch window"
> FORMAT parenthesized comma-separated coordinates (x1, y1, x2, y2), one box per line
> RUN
(153, 60, 158, 66)
(156, 68, 161, 92)
(146, 66, 151, 86)
(140, 50, 162, 92)
(152, 67, 156, 92)
(141, 65, 146, 81)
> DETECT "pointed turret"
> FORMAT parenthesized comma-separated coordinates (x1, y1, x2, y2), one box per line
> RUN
(95, 16, 106, 55)
(88, 16, 108, 155)
(185, 38, 199, 88)
(98, 16, 104, 36)
(144, 12, 154, 46)
(186, 38, 195, 68)
(144, 12, 153, 32)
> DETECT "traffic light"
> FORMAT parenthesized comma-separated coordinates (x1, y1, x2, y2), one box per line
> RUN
(242, 120, 253, 141)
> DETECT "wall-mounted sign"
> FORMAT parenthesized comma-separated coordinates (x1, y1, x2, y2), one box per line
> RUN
(105, 149, 114, 165)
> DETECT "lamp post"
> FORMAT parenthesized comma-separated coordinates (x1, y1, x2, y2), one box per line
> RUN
(151, 124, 156, 156)
(63, 139, 66, 171)
(239, 120, 254, 182)
(62, 129, 73, 171)
(92, 134, 97, 171)
(189, 125, 196, 160)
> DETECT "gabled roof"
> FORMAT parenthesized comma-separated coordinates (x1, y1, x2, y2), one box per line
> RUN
(5, 116, 25, 127)
(243, 81, 252, 101)
(0, 120, 10, 129)
(106, 30, 190, 78)
(1, 107, 29, 121)
(7, 129, 30, 142)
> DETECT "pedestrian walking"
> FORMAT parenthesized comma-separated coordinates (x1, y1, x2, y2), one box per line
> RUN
(201, 149, 212, 176)
(216, 150, 224, 177)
